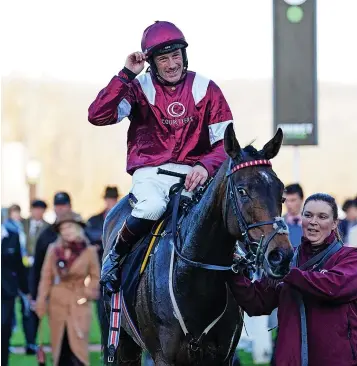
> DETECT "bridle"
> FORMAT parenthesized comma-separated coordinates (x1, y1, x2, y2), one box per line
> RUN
(160, 159, 289, 352)
(162, 157, 289, 274)
(225, 158, 289, 272)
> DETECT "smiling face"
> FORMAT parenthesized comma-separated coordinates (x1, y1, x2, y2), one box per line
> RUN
(153, 49, 183, 83)
(302, 200, 338, 246)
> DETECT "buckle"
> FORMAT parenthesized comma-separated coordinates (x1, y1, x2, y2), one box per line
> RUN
(231, 263, 240, 274)
(108, 345, 116, 362)
(189, 340, 199, 352)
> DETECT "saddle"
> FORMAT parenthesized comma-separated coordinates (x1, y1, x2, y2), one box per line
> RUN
(119, 190, 190, 309)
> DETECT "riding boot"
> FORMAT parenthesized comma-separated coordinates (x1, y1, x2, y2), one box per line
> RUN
(100, 216, 155, 293)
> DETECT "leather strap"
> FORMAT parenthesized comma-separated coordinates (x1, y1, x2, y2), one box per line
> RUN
(107, 291, 123, 363)
(291, 240, 343, 366)
(171, 186, 233, 271)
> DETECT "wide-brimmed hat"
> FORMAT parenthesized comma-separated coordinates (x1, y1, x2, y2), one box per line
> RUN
(53, 212, 86, 232)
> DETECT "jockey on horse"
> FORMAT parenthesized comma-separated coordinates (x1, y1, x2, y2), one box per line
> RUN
(88, 21, 234, 294)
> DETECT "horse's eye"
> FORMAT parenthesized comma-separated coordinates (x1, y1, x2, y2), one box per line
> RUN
(237, 188, 247, 196)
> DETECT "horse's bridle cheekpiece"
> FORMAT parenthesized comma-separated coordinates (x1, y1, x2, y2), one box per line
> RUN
(226, 158, 289, 273)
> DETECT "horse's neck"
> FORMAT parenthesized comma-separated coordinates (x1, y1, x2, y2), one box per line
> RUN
(181, 166, 235, 263)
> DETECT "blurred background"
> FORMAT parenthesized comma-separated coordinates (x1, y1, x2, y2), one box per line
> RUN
(1, 0, 356, 365)
(2, 0, 356, 219)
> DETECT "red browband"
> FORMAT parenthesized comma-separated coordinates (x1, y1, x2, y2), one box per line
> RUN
(229, 159, 272, 175)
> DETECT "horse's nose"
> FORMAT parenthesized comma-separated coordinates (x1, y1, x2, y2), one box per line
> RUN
(267, 249, 284, 267)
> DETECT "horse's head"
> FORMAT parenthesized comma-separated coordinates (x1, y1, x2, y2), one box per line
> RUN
(223, 123, 293, 279)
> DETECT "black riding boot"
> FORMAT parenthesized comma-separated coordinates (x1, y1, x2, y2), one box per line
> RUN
(100, 216, 155, 293)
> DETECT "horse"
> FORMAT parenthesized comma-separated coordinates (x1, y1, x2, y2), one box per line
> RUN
(100, 123, 293, 365)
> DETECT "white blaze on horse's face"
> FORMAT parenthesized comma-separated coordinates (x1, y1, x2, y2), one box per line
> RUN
(260, 171, 273, 184)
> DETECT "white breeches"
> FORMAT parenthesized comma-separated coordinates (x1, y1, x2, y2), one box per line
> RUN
(130, 163, 193, 220)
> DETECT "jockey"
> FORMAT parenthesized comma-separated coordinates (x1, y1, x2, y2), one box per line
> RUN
(88, 21, 234, 292)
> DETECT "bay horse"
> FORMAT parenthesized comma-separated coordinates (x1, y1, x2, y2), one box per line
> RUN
(101, 124, 293, 365)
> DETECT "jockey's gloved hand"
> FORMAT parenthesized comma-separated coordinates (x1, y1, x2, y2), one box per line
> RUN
(100, 250, 122, 294)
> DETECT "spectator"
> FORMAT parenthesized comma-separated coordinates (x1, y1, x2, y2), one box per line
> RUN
(23, 200, 49, 261)
(347, 224, 357, 247)
(35, 212, 100, 366)
(3, 204, 26, 256)
(20, 199, 49, 354)
(86, 186, 119, 324)
(1, 223, 29, 366)
(86, 186, 119, 259)
(283, 183, 304, 248)
(2, 204, 36, 352)
(339, 199, 357, 242)
(29, 192, 81, 343)
(30, 192, 79, 300)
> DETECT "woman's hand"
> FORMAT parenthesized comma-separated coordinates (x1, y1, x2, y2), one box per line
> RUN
(35, 300, 46, 318)
(84, 287, 100, 301)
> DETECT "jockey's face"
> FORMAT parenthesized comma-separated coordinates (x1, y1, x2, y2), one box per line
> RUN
(154, 49, 183, 83)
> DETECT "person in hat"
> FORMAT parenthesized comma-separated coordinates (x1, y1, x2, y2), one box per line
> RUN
(30, 192, 74, 299)
(23, 200, 49, 261)
(35, 212, 100, 366)
(88, 21, 235, 292)
(29, 192, 83, 343)
(86, 186, 119, 251)
(86, 186, 119, 320)
(16, 200, 49, 354)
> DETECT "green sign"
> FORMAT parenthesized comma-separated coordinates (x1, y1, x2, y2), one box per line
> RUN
(273, 0, 318, 146)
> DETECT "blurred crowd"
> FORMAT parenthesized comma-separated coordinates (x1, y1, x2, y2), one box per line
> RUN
(1, 186, 119, 366)
(1, 184, 356, 365)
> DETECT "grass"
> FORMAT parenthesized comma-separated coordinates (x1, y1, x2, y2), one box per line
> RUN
(10, 300, 268, 365)
(9, 351, 266, 366)
(9, 352, 102, 365)
(11, 300, 101, 346)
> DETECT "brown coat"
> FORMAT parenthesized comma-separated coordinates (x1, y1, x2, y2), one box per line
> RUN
(36, 240, 100, 366)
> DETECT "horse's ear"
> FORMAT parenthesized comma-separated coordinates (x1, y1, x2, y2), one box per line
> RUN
(224, 123, 241, 159)
(261, 128, 283, 160)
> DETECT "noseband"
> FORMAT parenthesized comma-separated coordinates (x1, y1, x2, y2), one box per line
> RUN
(226, 158, 289, 269)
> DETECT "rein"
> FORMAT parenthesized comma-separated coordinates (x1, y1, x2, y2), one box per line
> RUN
(162, 158, 289, 273)
(225, 159, 289, 270)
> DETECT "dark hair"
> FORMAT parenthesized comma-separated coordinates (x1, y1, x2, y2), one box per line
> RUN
(31, 200, 48, 209)
(303, 193, 341, 241)
(342, 199, 357, 212)
(285, 183, 304, 200)
(8, 204, 21, 215)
